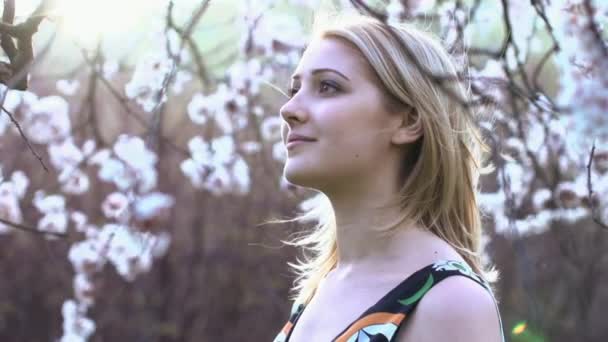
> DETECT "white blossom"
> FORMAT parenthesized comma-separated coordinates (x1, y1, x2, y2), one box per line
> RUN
(172, 70, 192, 94)
(260, 116, 282, 142)
(59, 169, 91, 195)
(73, 273, 95, 307)
(231, 157, 251, 195)
(33, 191, 66, 214)
(180, 135, 252, 195)
(61, 299, 96, 342)
(96, 157, 132, 190)
(24, 96, 71, 144)
(243, 11, 306, 56)
(87, 149, 111, 166)
(241, 141, 262, 154)
(113, 135, 158, 171)
(133, 192, 174, 221)
(49, 139, 85, 170)
(57, 79, 80, 96)
(68, 240, 104, 275)
(89, 136, 158, 192)
(97, 224, 155, 281)
(180, 158, 205, 188)
(227, 58, 274, 95)
(187, 93, 211, 125)
(103, 60, 119, 79)
(38, 212, 69, 237)
(0, 180, 25, 234)
(272, 141, 286, 162)
(9, 170, 28, 199)
(532, 189, 552, 210)
(102, 192, 131, 223)
(150, 231, 171, 258)
(124, 29, 189, 112)
(70, 211, 88, 233)
(125, 52, 172, 112)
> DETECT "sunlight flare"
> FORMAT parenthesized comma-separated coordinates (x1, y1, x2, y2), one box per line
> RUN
(53, 0, 165, 43)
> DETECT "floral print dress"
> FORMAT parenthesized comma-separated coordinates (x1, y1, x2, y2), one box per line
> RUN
(273, 260, 505, 342)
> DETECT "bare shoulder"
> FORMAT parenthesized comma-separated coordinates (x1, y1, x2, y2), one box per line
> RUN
(395, 275, 502, 342)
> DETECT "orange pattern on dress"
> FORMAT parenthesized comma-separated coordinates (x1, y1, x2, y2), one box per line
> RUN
(335, 312, 407, 342)
(281, 321, 293, 335)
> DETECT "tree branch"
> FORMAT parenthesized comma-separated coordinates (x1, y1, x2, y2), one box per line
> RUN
(586, 143, 608, 230)
(0, 216, 67, 237)
(0, 0, 47, 90)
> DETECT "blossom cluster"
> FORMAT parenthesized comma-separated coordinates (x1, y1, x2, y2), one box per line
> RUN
(180, 135, 251, 196)
(59, 135, 174, 341)
(125, 29, 192, 112)
(0, 169, 28, 234)
(549, 0, 608, 140)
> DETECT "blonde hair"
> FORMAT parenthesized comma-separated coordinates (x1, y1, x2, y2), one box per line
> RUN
(270, 14, 498, 306)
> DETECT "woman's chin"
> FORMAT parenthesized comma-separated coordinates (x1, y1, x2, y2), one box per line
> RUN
(283, 172, 310, 188)
(283, 167, 320, 190)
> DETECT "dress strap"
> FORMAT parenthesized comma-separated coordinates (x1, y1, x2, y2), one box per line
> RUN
(332, 260, 505, 342)
(428, 260, 505, 342)
(273, 301, 305, 342)
(274, 260, 505, 342)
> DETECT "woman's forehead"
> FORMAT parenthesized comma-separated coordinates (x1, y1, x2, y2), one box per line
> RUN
(292, 38, 371, 80)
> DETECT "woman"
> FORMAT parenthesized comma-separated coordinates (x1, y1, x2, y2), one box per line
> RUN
(272, 14, 504, 342)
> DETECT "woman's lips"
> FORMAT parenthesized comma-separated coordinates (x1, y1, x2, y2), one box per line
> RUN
(286, 139, 314, 149)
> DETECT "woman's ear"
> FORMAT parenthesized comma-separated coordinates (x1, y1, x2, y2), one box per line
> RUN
(391, 109, 423, 145)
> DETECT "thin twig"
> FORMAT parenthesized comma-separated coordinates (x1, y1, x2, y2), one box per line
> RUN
(586, 143, 608, 230)
(0, 216, 68, 237)
(0, 104, 49, 171)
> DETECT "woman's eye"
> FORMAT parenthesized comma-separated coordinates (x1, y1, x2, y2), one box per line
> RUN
(286, 81, 339, 98)
(287, 86, 299, 97)
(319, 80, 339, 94)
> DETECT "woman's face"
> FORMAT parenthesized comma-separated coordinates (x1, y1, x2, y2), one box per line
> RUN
(280, 37, 404, 192)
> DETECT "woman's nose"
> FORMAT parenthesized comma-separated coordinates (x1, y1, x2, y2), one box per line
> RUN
(280, 98, 308, 124)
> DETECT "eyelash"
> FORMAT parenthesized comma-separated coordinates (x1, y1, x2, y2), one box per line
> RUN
(288, 80, 340, 98)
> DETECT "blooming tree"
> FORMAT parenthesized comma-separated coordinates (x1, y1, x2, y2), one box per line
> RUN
(0, 0, 606, 340)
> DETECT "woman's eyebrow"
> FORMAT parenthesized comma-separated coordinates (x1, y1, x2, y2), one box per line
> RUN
(291, 68, 350, 81)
